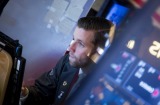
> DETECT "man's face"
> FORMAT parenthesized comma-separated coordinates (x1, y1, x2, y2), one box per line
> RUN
(68, 27, 96, 68)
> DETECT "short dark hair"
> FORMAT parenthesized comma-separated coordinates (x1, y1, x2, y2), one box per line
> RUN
(77, 17, 114, 49)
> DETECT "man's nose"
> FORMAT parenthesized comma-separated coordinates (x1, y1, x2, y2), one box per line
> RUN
(68, 40, 76, 52)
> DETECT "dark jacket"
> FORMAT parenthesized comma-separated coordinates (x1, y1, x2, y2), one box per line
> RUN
(23, 54, 79, 105)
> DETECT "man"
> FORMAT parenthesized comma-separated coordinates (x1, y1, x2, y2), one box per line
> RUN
(20, 16, 115, 105)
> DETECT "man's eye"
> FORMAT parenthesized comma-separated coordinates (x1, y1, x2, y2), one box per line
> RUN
(78, 42, 85, 47)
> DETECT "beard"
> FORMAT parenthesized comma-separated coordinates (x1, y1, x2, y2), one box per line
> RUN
(69, 53, 91, 68)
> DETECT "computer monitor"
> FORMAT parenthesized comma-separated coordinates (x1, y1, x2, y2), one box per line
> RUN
(105, 3, 129, 26)
(0, 31, 26, 105)
(67, 1, 160, 105)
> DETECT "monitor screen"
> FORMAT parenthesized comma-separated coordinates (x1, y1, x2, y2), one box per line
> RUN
(106, 3, 129, 26)
(67, 1, 160, 105)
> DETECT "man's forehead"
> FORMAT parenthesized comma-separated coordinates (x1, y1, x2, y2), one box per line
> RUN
(73, 27, 94, 44)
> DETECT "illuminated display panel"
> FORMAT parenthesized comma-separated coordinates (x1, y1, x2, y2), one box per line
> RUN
(124, 60, 160, 105)
(104, 51, 136, 84)
(105, 3, 129, 26)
